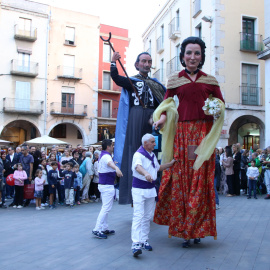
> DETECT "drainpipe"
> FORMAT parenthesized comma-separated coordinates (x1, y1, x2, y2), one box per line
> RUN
(44, 8, 51, 136)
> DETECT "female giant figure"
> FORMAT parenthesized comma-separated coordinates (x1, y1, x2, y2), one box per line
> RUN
(153, 37, 225, 247)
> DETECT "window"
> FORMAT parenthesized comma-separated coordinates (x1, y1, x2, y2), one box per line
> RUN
(195, 23, 202, 39)
(50, 124, 66, 138)
(65, 27, 75, 45)
(63, 55, 75, 76)
(242, 64, 259, 105)
(103, 43, 111, 62)
(18, 18, 31, 34)
(161, 25, 164, 46)
(160, 59, 164, 82)
(15, 81, 30, 111)
(176, 9, 180, 31)
(103, 71, 111, 90)
(176, 44, 181, 70)
(102, 100, 111, 118)
(18, 53, 30, 72)
(61, 93, 74, 114)
(242, 18, 256, 50)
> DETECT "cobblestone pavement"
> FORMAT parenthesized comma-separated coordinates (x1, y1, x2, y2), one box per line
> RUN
(0, 194, 270, 270)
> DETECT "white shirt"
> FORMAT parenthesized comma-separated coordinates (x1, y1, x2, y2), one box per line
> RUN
(246, 167, 259, 180)
(131, 151, 160, 198)
(98, 154, 115, 174)
(10, 153, 14, 162)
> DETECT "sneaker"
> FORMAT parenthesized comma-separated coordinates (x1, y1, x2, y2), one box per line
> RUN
(142, 241, 152, 251)
(264, 195, 270, 200)
(77, 201, 81, 205)
(60, 202, 64, 206)
(40, 206, 45, 210)
(101, 230, 115, 235)
(13, 205, 17, 208)
(95, 198, 100, 203)
(17, 205, 23, 209)
(216, 204, 220, 210)
(247, 197, 251, 199)
(226, 194, 233, 197)
(132, 244, 142, 257)
(182, 240, 191, 248)
(36, 207, 41, 210)
(194, 238, 201, 244)
(44, 203, 49, 206)
(52, 205, 57, 209)
(81, 200, 88, 204)
(92, 230, 107, 239)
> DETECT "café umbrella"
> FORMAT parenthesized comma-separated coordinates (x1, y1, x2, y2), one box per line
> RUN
(25, 135, 68, 146)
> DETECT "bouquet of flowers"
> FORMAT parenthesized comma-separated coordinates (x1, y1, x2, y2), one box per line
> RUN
(202, 94, 222, 120)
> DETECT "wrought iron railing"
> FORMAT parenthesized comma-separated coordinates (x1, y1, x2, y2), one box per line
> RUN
(167, 56, 181, 76)
(10, 59, 38, 77)
(3, 98, 43, 114)
(168, 17, 180, 38)
(57, 66, 82, 80)
(156, 36, 164, 53)
(50, 102, 87, 116)
(240, 86, 262, 106)
(97, 108, 118, 119)
(14, 24, 37, 41)
(240, 33, 264, 52)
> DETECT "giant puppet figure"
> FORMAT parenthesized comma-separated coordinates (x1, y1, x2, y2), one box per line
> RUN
(111, 52, 166, 204)
(153, 37, 225, 247)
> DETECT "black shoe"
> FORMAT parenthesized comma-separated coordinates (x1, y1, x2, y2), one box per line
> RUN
(9, 203, 14, 207)
(0, 204, 7, 208)
(247, 197, 251, 199)
(264, 195, 270, 200)
(101, 230, 115, 235)
(194, 238, 201, 244)
(182, 240, 191, 248)
(254, 197, 258, 199)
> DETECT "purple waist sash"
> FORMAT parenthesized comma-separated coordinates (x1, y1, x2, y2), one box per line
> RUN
(99, 172, 116, 185)
(132, 177, 156, 189)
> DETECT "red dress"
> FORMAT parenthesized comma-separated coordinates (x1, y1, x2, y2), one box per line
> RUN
(154, 70, 224, 240)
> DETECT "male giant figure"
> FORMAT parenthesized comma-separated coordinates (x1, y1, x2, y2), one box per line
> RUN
(111, 52, 166, 204)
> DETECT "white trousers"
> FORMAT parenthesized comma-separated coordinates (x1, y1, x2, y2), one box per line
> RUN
(81, 174, 91, 200)
(65, 188, 74, 205)
(131, 190, 155, 244)
(93, 185, 115, 232)
(265, 170, 270, 194)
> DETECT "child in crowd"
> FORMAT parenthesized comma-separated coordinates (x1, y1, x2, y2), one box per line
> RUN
(247, 160, 260, 199)
(60, 162, 76, 208)
(34, 169, 45, 210)
(74, 164, 82, 205)
(13, 163, 28, 209)
(39, 159, 49, 207)
(48, 161, 61, 209)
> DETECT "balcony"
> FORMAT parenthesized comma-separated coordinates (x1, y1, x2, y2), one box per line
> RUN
(193, 0, 201, 18)
(168, 18, 180, 40)
(240, 86, 262, 106)
(10, 59, 38, 77)
(153, 69, 165, 83)
(50, 102, 87, 118)
(3, 98, 43, 115)
(14, 24, 37, 42)
(240, 33, 264, 52)
(156, 36, 164, 54)
(97, 108, 118, 119)
(167, 57, 181, 76)
(57, 66, 82, 80)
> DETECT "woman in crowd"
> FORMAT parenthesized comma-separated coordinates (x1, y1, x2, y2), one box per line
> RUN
(241, 149, 249, 194)
(153, 36, 224, 247)
(219, 147, 228, 195)
(232, 144, 241, 195)
(92, 150, 100, 202)
(222, 147, 234, 197)
(60, 149, 72, 166)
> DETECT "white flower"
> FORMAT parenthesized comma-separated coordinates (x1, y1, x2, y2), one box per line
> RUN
(202, 106, 207, 111)
(209, 101, 215, 108)
(209, 108, 214, 115)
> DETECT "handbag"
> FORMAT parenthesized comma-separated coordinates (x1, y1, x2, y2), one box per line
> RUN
(24, 184, 35, 199)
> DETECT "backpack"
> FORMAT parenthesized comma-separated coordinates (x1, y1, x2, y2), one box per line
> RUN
(79, 158, 87, 178)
